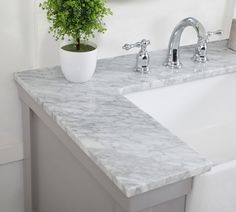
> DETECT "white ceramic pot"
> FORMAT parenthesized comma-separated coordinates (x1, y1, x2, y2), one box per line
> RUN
(60, 42, 97, 83)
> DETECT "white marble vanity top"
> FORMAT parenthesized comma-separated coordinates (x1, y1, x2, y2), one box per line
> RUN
(15, 40, 236, 198)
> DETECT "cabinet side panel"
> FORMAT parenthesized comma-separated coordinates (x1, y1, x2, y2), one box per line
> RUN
(140, 196, 185, 212)
(31, 112, 116, 212)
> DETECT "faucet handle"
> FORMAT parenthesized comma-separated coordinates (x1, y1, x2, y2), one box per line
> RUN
(207, 30, 223, 40)
(122, 39, 150, 51)
(193, 30, 223, 63)
(123, 39, 151, 74)
(140, 39, 151, 51)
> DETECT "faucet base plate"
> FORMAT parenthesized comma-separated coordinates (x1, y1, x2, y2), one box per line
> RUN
(163, 61, 182, 69)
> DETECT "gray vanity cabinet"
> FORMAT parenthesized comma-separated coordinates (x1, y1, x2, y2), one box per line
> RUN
(18, 85, 192, 212)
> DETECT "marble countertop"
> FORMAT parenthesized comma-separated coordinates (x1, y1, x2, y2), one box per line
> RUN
(15, 40, 236, 198)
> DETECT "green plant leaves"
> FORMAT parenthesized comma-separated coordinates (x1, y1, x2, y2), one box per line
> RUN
(39, 0, 112, 42)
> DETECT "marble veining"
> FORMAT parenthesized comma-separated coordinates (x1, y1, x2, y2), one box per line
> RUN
(15, 40, 236, 198)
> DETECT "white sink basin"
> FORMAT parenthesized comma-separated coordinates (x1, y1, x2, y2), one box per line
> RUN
(125, 73, 236, 165)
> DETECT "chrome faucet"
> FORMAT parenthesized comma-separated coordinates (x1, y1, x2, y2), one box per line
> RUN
(164, 17, 223, 69)
(123, 39, 150, 73)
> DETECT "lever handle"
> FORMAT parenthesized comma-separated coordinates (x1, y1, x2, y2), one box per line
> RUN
(207, 30, 223, 38)
(122, 43, 138, 50)
(122, 39, 150, 51)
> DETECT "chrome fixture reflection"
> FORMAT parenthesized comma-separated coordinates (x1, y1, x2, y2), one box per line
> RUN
(164, 17, 223, 69)
(123, 39, 150, 73)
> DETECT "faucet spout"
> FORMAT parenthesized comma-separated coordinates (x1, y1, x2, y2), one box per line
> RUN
(164, 17, 208, 69)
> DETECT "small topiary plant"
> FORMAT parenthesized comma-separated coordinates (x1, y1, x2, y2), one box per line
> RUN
(39, 0, 112, 52)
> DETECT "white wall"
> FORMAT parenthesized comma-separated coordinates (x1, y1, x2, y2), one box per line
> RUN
(0, 0, 34, 211)
(0, 0, 34, 163)
(0, 1, 236, 212)
(0, 161, 24, 212)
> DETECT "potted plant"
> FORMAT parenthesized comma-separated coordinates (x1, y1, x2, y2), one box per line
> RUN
(40, 0, 112, 83)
